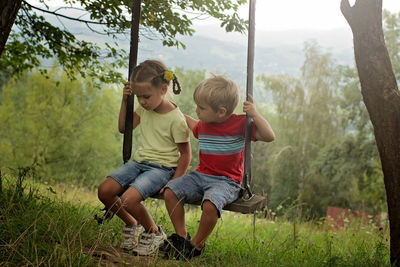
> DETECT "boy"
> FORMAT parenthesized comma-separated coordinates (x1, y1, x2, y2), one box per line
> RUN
(162, 75, 275, 259)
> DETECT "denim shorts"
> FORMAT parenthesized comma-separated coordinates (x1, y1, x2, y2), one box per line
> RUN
(108, 160, 176, 200)
(166, 171, 241, 217)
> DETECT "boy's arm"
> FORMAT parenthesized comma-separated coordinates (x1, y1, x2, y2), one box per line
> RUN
(243, 94, 275, 142)
(184, 114, 198, 131)
(118, 82, 140, 133)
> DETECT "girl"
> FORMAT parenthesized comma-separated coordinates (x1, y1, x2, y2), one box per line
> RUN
(98, 60, 191, 256)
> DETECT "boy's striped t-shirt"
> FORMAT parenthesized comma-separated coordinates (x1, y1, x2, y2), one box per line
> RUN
(193, 114, 257, 183)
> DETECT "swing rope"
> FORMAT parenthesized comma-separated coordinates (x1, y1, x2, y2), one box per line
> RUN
(122, 0, 141, 163)
(242, 0, 257, 200)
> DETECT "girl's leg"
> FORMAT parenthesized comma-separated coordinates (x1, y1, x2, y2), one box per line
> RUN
(121, 186, 158, 233)
(191, 200, 218, 250)
(164, 188, 188, 238)
(98, 177, 138, 226)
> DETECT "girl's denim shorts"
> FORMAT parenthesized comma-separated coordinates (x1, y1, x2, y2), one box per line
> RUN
(108, 160, 175, 199)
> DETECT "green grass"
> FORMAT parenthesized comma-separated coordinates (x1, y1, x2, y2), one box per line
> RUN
(0, 174, 391, 266)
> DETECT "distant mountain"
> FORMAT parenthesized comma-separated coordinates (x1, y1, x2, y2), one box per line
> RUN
(41, 12, 355, 84)
(132, 25, 354, 86)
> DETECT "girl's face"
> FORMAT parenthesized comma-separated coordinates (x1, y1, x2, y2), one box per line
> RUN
(133, 82, 167, 112)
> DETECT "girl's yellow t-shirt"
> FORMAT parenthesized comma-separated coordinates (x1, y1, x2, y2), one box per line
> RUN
(133, 105, 189, 167)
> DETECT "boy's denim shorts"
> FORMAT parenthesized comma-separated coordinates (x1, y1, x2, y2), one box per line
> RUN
(108, 160, 175, 200)
(166, 171, 241, 217)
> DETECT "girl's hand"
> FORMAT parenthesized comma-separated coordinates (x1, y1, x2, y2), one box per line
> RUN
(159, 187, 166, 195)
(122, 82, 133, 102)
(243, 94, 258, 118)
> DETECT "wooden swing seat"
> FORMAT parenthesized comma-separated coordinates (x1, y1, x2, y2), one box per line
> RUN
(151, 193, 266, 214)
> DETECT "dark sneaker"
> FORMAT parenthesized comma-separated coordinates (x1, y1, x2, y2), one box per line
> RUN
(190, 244, 205, 258)
(181, 239, 205, 260)
(161, 233, 191, 259)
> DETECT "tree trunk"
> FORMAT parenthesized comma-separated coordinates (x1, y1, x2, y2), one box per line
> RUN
(341, 0, 400, 265)
(0, 0, 22, 56)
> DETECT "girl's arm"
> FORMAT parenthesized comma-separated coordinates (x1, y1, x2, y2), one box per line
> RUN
(243, 94, 275, 142)
(118, 82, 140, 133)
(159, 142, 191, 194)
(171, 142, 191, 180)
(184, 114, 198, 131)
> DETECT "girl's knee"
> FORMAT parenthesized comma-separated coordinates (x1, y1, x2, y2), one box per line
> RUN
(121, 188, 142, 206)
(98, 182, 110, 201)
(98, 177, 121, 201)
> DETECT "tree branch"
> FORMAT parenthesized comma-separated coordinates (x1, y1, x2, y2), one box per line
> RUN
(22, 0, 108, 25)
(340, 0, 353, 24)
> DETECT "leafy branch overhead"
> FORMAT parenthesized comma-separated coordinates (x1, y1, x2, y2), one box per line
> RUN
(1, 0, 247, 84)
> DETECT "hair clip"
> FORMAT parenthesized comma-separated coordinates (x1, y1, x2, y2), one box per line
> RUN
(163, 70, 175, 82)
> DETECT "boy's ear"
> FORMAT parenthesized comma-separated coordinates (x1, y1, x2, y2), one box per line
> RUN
(217, 107, 227, 118)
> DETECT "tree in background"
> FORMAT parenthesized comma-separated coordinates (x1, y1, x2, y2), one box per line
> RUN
(384, 10, 400, 83)
(341, 0, 400, 264)
(0, 0, 247, 84)
(258, 42, 343, 216)
(0, 69, 121, 187)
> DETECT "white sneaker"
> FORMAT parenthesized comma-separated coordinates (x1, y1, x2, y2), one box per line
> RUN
(132, 226, 167, 256)
(121, 224, 145, 251)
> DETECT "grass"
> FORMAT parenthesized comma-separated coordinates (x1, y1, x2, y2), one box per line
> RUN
(0, 174, 391, 266)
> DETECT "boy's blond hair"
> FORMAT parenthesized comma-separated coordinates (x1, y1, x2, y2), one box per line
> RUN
(193, 75, 239, 115)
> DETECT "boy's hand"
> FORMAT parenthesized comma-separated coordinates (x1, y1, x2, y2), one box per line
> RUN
(243, 94, 258, 118)
(122, 81, 133, 102)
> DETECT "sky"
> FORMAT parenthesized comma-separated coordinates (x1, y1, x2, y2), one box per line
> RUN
(197, 0, 400, 31)
(38, 0, 400, 32)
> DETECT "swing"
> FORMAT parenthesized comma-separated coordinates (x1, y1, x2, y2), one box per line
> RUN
(122, 0, 265, 216)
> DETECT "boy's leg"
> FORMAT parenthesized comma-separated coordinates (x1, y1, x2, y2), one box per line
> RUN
(188, 174, 241, 256)
(164, 188, 187, 238)
(98, 177, 138, 226)
(191, 200, 218, 250)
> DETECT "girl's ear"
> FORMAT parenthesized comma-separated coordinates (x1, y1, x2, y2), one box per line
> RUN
(217, 107, 227, 118)
(160, 83, 169, 95)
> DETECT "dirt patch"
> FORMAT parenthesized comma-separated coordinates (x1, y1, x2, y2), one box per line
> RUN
(84, 244, 182, 266)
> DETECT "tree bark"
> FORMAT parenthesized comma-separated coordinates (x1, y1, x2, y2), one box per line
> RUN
(341, 0, 400, 265)
(0, 0, 22, 56)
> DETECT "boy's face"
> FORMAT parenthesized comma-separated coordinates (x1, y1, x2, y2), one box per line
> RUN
(195, 101, 226, 123)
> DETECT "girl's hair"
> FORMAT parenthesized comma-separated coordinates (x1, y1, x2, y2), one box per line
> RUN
(130, 59, 181, 94)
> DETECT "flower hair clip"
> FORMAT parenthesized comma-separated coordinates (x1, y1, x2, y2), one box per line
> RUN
(162, 70, 175, 82)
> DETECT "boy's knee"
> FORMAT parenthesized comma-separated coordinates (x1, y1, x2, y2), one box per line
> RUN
(163, 188, 177, 201)
(202, 200, 218, 216)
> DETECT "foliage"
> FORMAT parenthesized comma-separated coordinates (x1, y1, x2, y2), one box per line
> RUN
(383, 10, 400, 84)
(256, 42, 345, 216)
(172, 68, 206, 169)
(0, 69, 122, 187)
(304, 135, 385, 217)
(1, 0, 247, 84)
